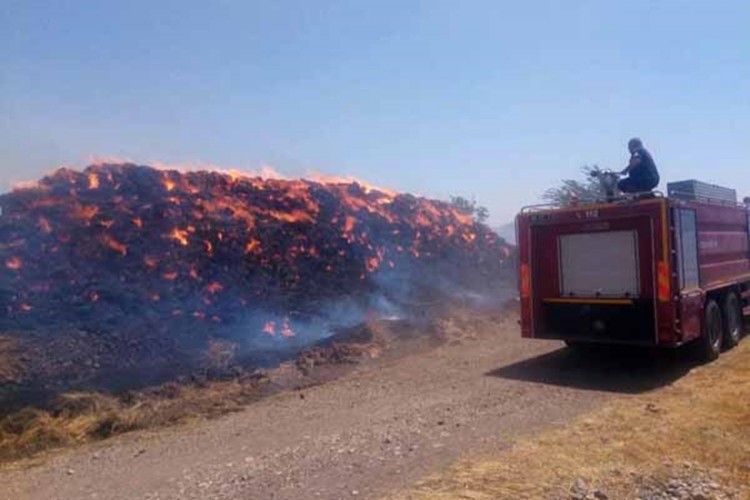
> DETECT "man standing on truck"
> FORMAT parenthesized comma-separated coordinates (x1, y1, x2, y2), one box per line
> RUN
(618, 138, 660, 193)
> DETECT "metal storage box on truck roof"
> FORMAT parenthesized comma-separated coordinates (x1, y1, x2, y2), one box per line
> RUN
(667, 180, 737, 205)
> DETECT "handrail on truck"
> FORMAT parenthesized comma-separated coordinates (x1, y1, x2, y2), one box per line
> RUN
(520, 190, 665, 214)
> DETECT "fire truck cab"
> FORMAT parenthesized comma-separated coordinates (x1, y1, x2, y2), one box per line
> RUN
(516, 180, 750, 361)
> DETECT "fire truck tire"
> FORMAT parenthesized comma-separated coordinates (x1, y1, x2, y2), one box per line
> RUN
(722, 293, 743, 349)
(700, 299, 723, 362)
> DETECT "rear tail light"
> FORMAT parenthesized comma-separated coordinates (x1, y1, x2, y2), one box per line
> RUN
(657, 261, 671, 302)
(520, 263, 531, 299)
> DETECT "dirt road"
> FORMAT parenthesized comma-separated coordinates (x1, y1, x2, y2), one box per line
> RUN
(0, 311, 694, 500)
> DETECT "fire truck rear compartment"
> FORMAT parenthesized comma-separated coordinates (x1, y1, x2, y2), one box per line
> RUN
(531, 221, 657, 344)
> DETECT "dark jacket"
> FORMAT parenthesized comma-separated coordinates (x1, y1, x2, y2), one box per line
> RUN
(629, 148, 659, 183)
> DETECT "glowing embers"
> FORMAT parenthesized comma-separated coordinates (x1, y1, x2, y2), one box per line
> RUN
(88, 173, 100, 189)
(262, 318, 296, 338)
(5, 256, 22, 270)
(169, 228, 191, 246)
(101, 234, 128, 255)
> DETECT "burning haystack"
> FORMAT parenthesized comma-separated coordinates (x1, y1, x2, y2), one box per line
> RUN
(0, 164, 512, 375)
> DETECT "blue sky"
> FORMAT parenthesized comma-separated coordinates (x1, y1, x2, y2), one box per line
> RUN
(2, 1, 749, 223)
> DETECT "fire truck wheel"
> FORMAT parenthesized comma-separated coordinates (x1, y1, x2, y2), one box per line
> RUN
(722, 293, 743, 349)
(701, 299, 723, 362)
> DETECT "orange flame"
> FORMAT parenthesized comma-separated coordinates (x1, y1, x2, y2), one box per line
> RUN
(268, 209, 314, 224)
(204, 282, 223, 294)
(5, 257, 22, 270)
(366, 256, 381, 273)
(88, 172, 100, 189)
(263, 321, 276, 336)
(344, 216, 357, 233)
(281, 317, 295, 338)
(308, 172, 396, 196)
(169, 228, 190, 246)
(245, 239, 261, 255)
(75, 205, 100, 222)
(462, 232, 477, 243)
(261, 319, 295, 337)
(102, 235, 128, 256)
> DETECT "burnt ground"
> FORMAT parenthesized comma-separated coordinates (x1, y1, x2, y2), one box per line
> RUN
(0, 307, 699, 500)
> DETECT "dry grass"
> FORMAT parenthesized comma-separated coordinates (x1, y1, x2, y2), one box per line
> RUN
(392, 342, 750, 499)
(0, 376, 266, 464)
(0, 321, 385, 464)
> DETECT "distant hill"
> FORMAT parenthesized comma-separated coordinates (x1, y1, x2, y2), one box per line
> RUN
(494, 222, 516, 245)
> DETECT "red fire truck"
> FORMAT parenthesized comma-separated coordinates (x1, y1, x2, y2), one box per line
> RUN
(516, 178, 750, 361)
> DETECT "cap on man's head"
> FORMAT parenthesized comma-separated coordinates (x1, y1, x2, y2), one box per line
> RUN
(628, 138, 643, 149)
